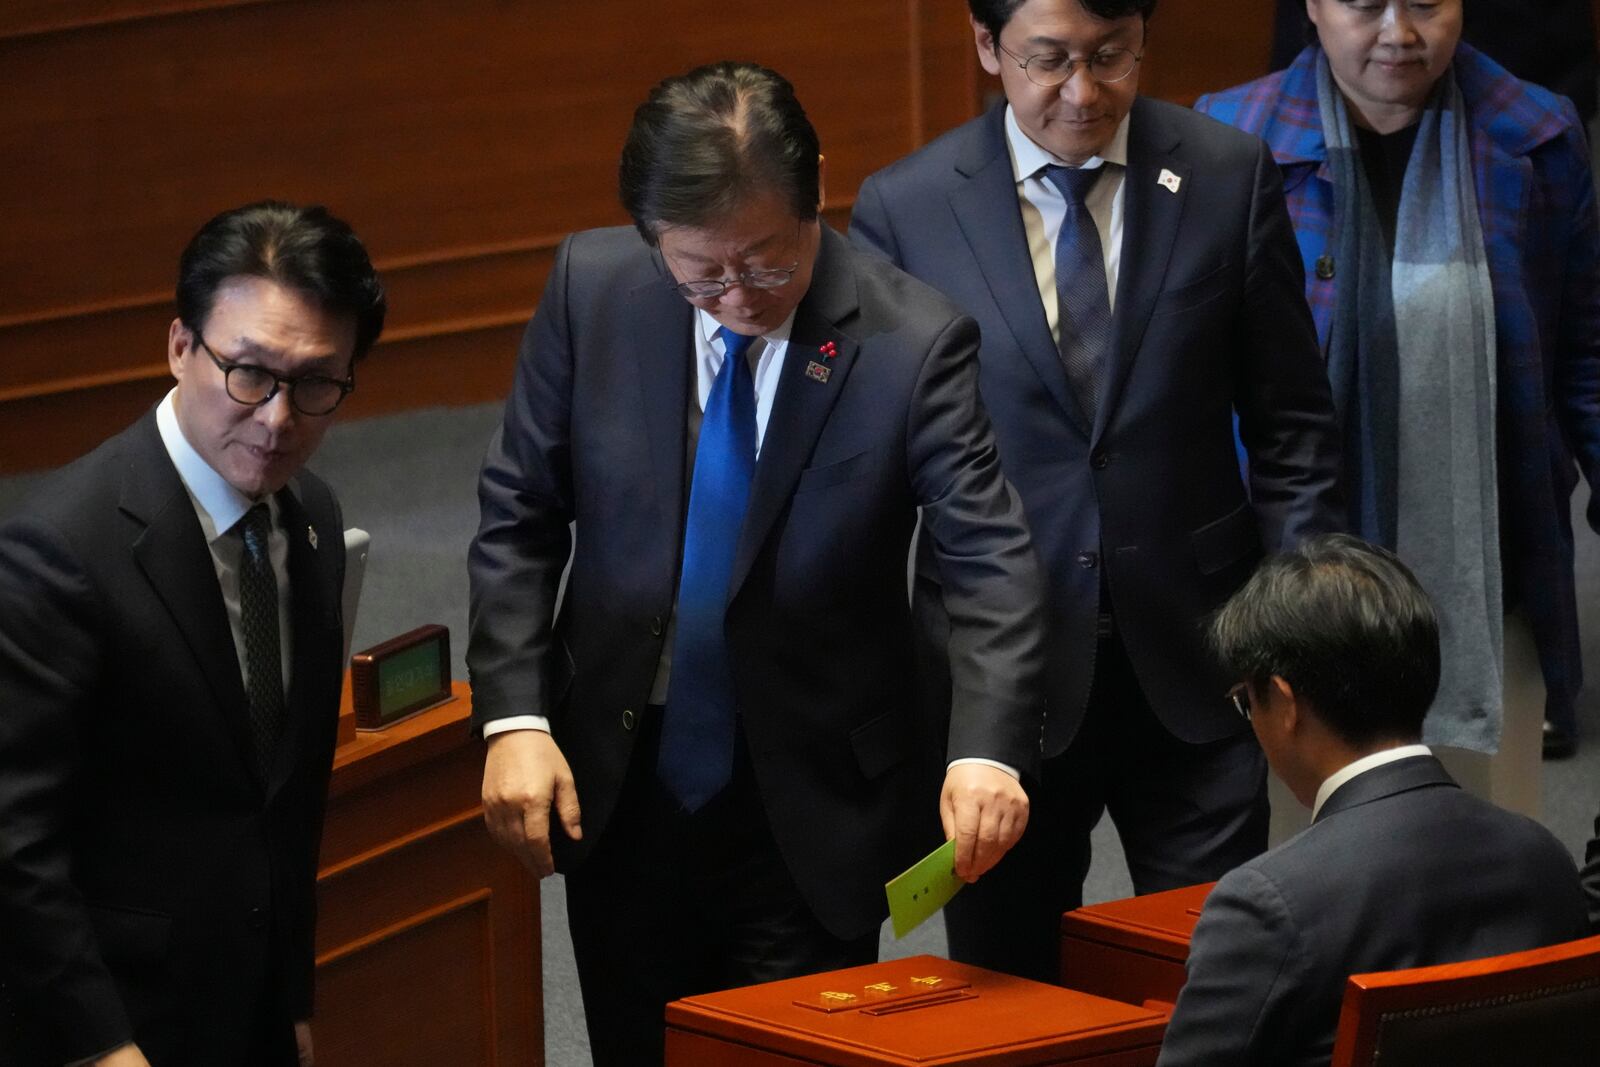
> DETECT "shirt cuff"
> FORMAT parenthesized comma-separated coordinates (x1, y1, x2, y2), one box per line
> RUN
(947, 756, 1021, 780)
(481, 715, 551, 738)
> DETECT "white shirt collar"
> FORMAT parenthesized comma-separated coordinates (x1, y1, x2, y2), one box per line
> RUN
(1003, 103, 1131, 183)
(1311, 744, 1433, 820)
(694, 307, 796, 350)
(155, 389, 263, 543)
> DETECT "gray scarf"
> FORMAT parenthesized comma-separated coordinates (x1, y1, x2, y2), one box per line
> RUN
(1317, 54, 1503, 752)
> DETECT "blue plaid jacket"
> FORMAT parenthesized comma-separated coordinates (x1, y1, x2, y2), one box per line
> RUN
(1198, 44, 1600, 721)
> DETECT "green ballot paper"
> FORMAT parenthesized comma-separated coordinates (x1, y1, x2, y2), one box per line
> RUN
(885, 838, 964, 939)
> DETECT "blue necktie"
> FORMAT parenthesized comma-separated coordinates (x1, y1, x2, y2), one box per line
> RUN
(1043, 164, 1111, 423)
(658, 326, 758, 811)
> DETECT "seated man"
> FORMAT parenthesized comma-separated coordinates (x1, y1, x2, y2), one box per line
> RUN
(1158, 534, 1588, 1067)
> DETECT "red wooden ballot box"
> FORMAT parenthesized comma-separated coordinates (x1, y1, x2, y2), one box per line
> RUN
(1059, 883, 1215, 1010)
(665, 954, 1167, 1066)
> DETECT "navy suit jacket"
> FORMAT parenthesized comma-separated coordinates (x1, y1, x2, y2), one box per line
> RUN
(1158, 755, 1589, 1067)
(851, 98, 1342, 753)
(0, 411, 347, 1066)
(467, 224, 1045, 939)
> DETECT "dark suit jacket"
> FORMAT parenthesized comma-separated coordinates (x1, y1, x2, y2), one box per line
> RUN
(851, 99, 1342, 753)
(0, 411, 347, 1066)
(1157, 755, 1589, 1067)
(467, 224, 1045, 939)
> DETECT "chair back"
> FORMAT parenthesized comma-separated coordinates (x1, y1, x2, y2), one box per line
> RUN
(1330, 935, 1600, 1067)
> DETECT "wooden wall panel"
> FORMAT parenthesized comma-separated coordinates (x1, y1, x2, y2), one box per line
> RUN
(0, 1, 1275, 475)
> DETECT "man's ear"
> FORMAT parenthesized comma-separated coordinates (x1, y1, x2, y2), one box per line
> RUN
(168, 317, 192, 381)
(1269, 675, 1301, 733)
(972, 16, 1003, 77)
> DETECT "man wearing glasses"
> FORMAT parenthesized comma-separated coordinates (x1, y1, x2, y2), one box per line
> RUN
(1160, 534, 1586, 1066)
(468, 61, 1045, 1065)
(851, 0, 1342, 981)
(0, 201, 384, 1067)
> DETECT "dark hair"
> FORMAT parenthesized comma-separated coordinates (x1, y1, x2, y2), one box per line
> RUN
(1210, 534, 1441, 747)
(619, 62, 820, 245)
(968, 0, 1158, 42)
(176, 200, 387, 362)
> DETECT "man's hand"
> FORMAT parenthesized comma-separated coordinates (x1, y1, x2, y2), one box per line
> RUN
(940, 764, 1029, 883)
(92, 1045, 151, 1067)
(482, 729, 582, 877)
(294, 1020, 314, 1066)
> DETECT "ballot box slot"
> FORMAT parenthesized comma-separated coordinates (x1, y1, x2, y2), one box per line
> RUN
(856, 988, 978, 1016)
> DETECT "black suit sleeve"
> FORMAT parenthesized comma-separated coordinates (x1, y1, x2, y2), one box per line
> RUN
(466, 236, 578, 730)
(1234, 137, 1344, 549)
(906, 313, 1046, 778)
(0, 515, 134, 1060)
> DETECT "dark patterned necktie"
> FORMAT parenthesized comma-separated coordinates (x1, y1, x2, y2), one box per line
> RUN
(238, 503, 285, 778)
(658, 327, 758, 811)
(1043, 163, 1112, 424)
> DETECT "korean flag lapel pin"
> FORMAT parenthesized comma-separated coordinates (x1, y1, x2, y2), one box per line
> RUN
(806, 340, 838, 384)
(307, 525, 318, 550)
(1157, 168, 1183, 195)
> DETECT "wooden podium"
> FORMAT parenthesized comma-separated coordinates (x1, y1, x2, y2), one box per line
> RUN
(666, 954, 1166, 1065)
(1059, 883, 1214, 1010)
(311, 681, 543, 1066)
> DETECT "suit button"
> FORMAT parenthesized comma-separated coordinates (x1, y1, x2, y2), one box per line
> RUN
(1091, 451, 1109, 470)
(621, 708, 637, 731)
(248, 907, 268, 930)
(1315, 254, 1336, 280)
(650, 616, 663, 637)
(1077, 551, 1099, 569)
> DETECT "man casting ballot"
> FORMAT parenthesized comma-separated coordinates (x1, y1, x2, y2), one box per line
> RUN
(468, 61, 1046, 1065)
(0, 202, 385, 1066)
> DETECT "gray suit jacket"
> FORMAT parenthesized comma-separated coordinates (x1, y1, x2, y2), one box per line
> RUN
(1157, 755, 1588, 1067)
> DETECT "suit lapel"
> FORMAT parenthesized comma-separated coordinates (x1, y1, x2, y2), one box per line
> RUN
(264, 483, 338, 797)
(1098, 98, 1187, 444)
(629, 262, 695, 545)
(949, 107, 1087, 435)
(122, 415, 258, 781)
(729, 226, 859, 597)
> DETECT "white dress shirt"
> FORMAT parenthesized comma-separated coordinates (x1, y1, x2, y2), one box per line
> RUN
(1004, 104, 1129, 333)
(1311, 744, 1433, 821)
(156, 390, 292, 695)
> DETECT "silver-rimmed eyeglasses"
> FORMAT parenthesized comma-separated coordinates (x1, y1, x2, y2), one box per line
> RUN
(996, 42, 1143, 88)
(1227, 682, 1253, 722)
(193, 330, 354, 417)
(669, 262, 800, 300)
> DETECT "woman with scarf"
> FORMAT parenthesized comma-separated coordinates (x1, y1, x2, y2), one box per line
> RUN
(1196, 0, 1600, 792)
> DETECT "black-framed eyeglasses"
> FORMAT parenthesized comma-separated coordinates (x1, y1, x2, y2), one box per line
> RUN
(1227, 683, 1252, 722)
(193, 330, 354, 417)
(995, 42, 1143, 87)
(668, 262, 801, 300)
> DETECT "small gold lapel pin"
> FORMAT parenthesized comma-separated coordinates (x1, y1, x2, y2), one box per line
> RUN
(805, 361, 831, 383)
(307, 526, 318, 550)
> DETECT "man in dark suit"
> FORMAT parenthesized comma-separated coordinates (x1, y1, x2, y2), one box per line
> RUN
(849, 0, 1342, 980)
(0, 202, 385, 1067)
(467, 62, 1045, 1065)
(1158, 534, 1588, 1067)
